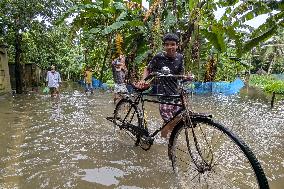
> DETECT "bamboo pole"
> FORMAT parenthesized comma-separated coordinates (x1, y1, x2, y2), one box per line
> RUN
(271, 92, 275, 108)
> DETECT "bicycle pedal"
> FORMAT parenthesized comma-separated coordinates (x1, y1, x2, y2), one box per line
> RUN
(141, 136, 154, 145)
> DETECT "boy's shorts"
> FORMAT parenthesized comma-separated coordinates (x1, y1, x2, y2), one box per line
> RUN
(159, 97, 181, 122)
(49, 87, 59, 94)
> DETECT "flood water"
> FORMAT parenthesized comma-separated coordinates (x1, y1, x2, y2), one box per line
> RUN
(0, 82, 283, 189)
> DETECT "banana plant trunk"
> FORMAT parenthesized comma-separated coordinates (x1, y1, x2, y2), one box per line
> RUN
(267, 55, 276, 74)
(127, 38, 139, 83)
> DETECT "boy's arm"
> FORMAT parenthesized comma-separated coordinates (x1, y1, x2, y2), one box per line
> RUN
(46, 71, 49, 81)
(142, 67, 150, 80)
(58, 72, 62, 83)
(179, 55, 185, 75)
(45, 71, 49, 86)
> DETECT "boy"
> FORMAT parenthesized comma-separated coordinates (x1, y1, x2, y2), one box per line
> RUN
(46, 65, 62, 97)
(137, 33, 185, 138)
(84, 66, 93, 94)
(112, 54, 128, 103)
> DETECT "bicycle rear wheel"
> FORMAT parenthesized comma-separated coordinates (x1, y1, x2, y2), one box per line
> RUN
(113, 98, 145, 146)
(169, 115, 269, 189)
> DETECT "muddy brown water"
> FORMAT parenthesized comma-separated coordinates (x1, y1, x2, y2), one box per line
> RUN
(0, 83, 283, 188)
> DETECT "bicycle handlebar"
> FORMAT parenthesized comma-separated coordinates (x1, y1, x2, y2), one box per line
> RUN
(144, 72, 194, 82)
(132, 71, 194, 92)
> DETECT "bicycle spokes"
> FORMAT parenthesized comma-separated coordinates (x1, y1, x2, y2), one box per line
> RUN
(170, 117, 267, 188)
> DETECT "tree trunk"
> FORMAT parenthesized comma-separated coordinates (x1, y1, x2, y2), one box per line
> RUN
(181, 23, 194, 53)
(267, 58, 275, 74)
(15, 32, 23, 94)
(98, 36, 111, 85)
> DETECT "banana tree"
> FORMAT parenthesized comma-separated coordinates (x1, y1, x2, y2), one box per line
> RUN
(62, 0, 151, 83)
(259, 31, 284, 74)
(189, 0, 284, 80)
(214, 0, 284, 56)
(64, 0, 284, 82)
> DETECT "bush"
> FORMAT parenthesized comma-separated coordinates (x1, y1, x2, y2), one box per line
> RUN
(264, 81, 284, 94)
(106, 80, 114, 88)
(250, 74, 284, 94)
(249, 75, 276, 89)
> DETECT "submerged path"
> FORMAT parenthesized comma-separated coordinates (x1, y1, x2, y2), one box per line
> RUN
(0, 82, 283, 188)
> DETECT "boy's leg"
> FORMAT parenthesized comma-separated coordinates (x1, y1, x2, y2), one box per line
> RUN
(115, 84, 128, 103)
(161, 114, 182, 138)
(113, 83, 118, 104)
(56, 87, 60, 95)
(49, 87, 53, 97)
(85, 83, 88, 92)
(52, 87, 59, 97)
(160, 104, 181, 138)
(114, 93, 119, 104)
(90, 83, 93, 94)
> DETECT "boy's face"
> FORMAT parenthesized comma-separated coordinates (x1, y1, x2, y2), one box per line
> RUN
(164, 40, 178, 57)
(51, 67, 55, 73)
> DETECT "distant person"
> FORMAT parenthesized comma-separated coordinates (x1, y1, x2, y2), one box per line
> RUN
(84, 66, 93, 94)
(112, 54, 128, 103)
(46, 65, 62, 97)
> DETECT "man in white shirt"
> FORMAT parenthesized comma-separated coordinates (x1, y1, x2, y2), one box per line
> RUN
(46, 65, 61, 97)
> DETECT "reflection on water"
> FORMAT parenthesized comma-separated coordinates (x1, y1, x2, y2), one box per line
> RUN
(0, 82, 283, 189)
(80, 167, 124, 186)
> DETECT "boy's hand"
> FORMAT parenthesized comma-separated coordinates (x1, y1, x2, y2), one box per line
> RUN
(133, 80, 150, 90)
(184, 73, 195, 81)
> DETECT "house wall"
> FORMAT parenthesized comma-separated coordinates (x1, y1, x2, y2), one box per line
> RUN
(9, 64, 43, 90)
(0, 46, 11, 94)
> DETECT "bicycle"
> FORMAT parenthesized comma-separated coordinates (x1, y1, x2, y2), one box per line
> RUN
(106, 71, 269, 189)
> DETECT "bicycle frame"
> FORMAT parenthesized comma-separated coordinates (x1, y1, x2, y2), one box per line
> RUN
(125, 78, 190, 139)
(117, 76, 234, 173)
(109, 74, 270, 188)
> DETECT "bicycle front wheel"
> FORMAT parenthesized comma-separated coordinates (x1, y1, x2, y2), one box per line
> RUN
(169, 116, 269, 189)
(113, 98, 145, 146)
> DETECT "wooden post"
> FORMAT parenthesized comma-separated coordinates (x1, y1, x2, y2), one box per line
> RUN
(271, 92, 275, 108)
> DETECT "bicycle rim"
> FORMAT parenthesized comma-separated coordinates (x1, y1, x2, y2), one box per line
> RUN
(169, 117, 269, 189)
(113, 99, 143, 146)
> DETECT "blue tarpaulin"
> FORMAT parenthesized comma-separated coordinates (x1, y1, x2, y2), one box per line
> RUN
(272, 74, 284, 81)
(187, 78, 245, 95)
(79, 77, 245, 95)
(78, 78, 108, 90)
(92, 78, 102, 88)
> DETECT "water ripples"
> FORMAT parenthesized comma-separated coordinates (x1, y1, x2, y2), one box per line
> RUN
(0, 84, 283, 188)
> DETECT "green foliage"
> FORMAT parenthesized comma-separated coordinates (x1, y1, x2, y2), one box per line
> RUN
(201, 26, 226, 52)
(215, 54, 247, 81)
(264, 81, 284, 94)
(0, 0, 75, 81)
(249, 75, 276, 89)
(250, 74, 284, 94)
(106, 79, 114, 89)
(1, 0, 284, 87)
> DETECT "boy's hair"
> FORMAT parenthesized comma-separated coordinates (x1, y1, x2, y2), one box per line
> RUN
(163, 33, 179, 43)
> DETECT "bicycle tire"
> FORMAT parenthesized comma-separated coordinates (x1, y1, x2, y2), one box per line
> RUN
(113, 98, 145, 146)
(168, 115, 269, 189)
